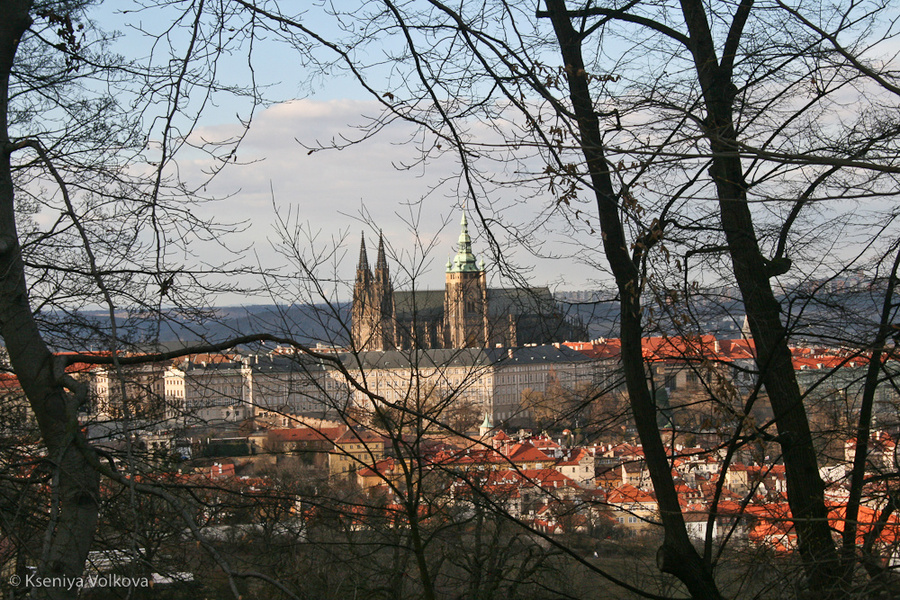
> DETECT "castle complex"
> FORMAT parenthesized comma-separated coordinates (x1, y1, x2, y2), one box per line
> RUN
(351, 214, 587, 351)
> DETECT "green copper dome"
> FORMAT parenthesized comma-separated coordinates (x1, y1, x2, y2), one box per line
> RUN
(447, 213, 483, 273)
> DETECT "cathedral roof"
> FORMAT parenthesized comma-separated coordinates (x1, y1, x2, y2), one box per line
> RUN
(391, 287, 556, 320)
(390, 286, 585, 345)
(394, 290, 445, 318)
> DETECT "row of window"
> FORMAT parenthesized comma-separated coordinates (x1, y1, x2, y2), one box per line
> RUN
(615, 516, 639, 524)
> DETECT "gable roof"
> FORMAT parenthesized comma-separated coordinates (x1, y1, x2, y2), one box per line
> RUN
(607, 484, 656, 505)
(506, 442, 554, 464)
(334, 427, 387, 445)
(394, 290, 445, 318)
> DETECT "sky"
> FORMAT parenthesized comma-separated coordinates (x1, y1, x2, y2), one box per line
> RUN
(70, 1, 900, 309)
(86, 2, 606, 305)
(92, 1, 890, 309)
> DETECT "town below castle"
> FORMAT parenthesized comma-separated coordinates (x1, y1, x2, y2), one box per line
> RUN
(1, 214, 897, 586)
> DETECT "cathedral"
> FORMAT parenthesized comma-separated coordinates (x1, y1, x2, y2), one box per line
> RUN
(351, 214, 587, 351)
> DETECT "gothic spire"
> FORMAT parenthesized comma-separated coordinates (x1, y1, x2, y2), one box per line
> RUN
(357, 232, 370, 271)
(376, 231, 388, 271)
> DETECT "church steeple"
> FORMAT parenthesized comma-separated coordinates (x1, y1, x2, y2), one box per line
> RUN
(479, 413, 493, 437)
(352, 231, 396, 351)
(376, 231, 388, 272)
(741, 314, 752, 340)
(445, 212, 489, 348)
(373, 231, 396, 349)
(357, 231, 371, 273)
(354, 232, 373, 291)
(352, 233, 374, 350)
(447, 213, 481, 273)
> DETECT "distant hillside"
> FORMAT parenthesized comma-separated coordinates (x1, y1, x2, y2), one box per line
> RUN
(41, 303, 351, 353)
(556, 282, 889, 345)
(164, 303, 353, 348)
(33, 281, 890, 353)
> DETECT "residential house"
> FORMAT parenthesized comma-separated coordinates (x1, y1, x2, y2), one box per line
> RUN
(607, 484, 658, 533)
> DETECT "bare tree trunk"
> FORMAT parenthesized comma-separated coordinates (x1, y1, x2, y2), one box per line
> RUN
(543, 2, 722, 597)
(0, 3, 100, 598)
(678, 0, 841, 593)
(841, 246, 900, 587)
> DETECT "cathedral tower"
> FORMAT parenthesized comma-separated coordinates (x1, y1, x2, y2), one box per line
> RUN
(444, 214, 489, 348)
(373, 233, 396, 349)
(351, 233, 374, 350)
(351, 233, 396, 350)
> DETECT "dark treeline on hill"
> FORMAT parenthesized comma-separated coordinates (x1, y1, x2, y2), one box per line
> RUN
(37, 280, 890, 352)
(43, 303, 352, 353)
(567, 280, 894, 345)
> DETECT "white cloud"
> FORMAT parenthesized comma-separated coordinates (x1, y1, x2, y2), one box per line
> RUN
(177, 99, 606, 303)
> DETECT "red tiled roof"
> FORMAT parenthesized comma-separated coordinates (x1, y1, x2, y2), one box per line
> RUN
(529, 435, 561, 451)
(567, 336, 886, 371)
(482, 468, 579, 491)
(268, 427, 346, 443)
(828, 503, 900, 546)
(358, 458, 399, 479)
(607, 484, 656, 505)
(506, 442, 553, 464)
(335, 427, 387, 445)
(556, 448, 589, 466)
